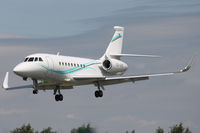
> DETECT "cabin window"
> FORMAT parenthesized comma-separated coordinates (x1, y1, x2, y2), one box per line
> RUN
(28, 57, 34, 62)
(39, 57, 43, 61)
(71, 63, 73, 67)
(34, 57, 38, 61)
(62, 62, 64, 65)
(83, 65, 85, 67)
(80, 64, 83, 67)
(77, 64, 79, 67)
(59, 62, 61, 65)
(65, 63, 67, 66)
(74, 64, 76, 67)
(68, 63, 70, 66)
(24, 58, 29, 62)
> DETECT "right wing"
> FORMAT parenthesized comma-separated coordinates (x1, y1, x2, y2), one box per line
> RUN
(98, 56, 194, 86)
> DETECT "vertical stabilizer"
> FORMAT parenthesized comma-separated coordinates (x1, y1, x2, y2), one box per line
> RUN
(104, 26, 124, 58)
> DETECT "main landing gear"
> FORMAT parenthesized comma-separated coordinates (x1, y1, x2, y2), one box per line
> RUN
(31, 79, 63, 101)
(94, 82, 104, 98)
(54, 86, 63, 102)
(95, 90, 103, 98)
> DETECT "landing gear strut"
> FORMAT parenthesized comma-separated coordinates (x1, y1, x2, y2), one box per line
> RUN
(95, 82, 104, 98)
(23, 77, 27, 81)
(54, 86, 63, 101)
(32, 79, 38, 95)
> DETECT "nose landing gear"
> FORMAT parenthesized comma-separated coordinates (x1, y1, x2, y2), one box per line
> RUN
(33, 89, 38, 94)
(32, 79, 38, 95)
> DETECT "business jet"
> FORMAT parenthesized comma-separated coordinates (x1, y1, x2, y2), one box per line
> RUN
(2, 26, 193, 101)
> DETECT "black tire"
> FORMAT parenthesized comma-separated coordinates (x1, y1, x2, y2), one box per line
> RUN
(33, 90, 38, 94)
(55, 95, 60, 101)
(98, 90, 103, 97)
(95, 91, 99, 98)
(59, 94, 63, 101)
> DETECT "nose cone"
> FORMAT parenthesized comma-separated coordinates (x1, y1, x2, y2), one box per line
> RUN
(13, 64, 23, 75)
(13, 62, 46, 79)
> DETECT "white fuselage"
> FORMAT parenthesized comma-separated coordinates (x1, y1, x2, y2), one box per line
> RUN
(13, 53, 128, 88)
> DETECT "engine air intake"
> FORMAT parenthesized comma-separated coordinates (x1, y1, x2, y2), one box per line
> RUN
(103, 60, 111, 69)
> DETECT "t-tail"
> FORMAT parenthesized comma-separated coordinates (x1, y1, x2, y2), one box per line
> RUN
(100, 26, 160, 75)
(105, 26, 124, 58)
(101, 26, 160, 60)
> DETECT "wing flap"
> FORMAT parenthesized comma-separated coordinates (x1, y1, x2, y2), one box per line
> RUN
(101, 76, 149, 86)
(73, 75, 106, 80)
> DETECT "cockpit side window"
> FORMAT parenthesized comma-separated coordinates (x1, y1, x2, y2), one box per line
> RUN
(39, 57, 43, 61)
(28, 57, 34, 62)
(34, 57, 38, 61)
(24, 58, 29, 62)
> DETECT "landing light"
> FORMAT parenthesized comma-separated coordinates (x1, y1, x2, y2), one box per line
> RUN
(64, 78, 71, 82)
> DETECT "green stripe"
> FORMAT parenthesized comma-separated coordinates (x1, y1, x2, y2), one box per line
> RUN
(112, 34, 122, 41)
(38, 61, 101, 74)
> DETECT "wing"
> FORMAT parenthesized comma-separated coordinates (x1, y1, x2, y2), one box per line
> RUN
(98, 56, 194, 86)
(2, 72, 33, 90)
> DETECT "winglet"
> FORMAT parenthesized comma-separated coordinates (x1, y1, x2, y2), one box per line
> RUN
(179, 55, 195, 73)
(3, 72, 9, 89)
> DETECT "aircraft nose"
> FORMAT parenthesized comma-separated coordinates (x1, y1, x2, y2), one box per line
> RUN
(13, 63, 24, 75)
(13, 62, 47, 79)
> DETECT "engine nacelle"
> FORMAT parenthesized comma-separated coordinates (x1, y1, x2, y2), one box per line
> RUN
(101, 59, 128, 75)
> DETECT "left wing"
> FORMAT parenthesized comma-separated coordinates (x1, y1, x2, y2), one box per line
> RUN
(98, 56, 194, 86)
(2, 72, 33, 90)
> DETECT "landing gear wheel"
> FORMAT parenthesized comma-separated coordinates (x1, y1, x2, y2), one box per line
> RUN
(59, 94, 63, 101)
(33, 90, 38, 94)
(95, 91, 99, 98)
(55, 94, 63, 101)
(95, 90, 103, 98)
(98, 90, 103, 97)
(55, 95, 60, 101)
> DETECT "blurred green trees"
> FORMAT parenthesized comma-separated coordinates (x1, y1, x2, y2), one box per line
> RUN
(10, 122, 192, 133)
(70, 123, 95, 133)
(10, 124, 57, 133)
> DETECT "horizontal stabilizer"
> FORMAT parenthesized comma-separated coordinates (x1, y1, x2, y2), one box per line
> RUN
(110, 54, 161, 58)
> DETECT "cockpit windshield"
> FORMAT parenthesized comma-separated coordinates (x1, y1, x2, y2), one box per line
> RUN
(24, 57, 43, 62)
(24, 58, 28, 62)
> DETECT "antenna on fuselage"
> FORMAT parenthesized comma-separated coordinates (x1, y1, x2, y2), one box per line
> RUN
(57, 52, 60, 56)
